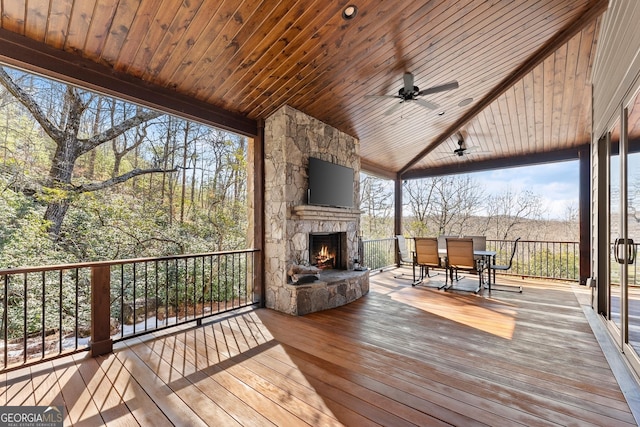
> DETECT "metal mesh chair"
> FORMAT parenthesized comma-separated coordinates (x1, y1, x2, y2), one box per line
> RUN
(393, 235, 414, 279)
(490, 237, 522, 293)
(445, 238, 484, 293)
(412, 237, 446, 288)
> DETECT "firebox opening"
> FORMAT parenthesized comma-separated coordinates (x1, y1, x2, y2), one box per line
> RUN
(309, 232, 347, 270)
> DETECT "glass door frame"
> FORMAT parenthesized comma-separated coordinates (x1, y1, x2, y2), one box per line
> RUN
(602, 102, 640, 374)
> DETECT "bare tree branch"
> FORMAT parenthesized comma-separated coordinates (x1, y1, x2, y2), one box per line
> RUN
(81, 109, 162, 152)
(73, 167, 177, 193)
(0, 67, 62, 141)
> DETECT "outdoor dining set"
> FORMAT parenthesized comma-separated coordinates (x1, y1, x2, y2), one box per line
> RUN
(395, 235, 522, 294)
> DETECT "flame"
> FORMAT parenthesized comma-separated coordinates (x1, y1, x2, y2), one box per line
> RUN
(316, 244, 335, 268)
(319, 245, 330, 258)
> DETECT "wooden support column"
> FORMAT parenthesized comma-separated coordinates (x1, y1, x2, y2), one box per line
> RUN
(394, 176, 403, 266)
(90, 265, 113, 356)
(579, 146, 591, 285)
(252, 120, 265, 307)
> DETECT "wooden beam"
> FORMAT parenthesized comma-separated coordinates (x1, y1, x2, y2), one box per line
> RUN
(401, 145, 589, 180)
(0, 29, 257, 137)
(360, 158, 397, 180)
(398, 0, 609, 175)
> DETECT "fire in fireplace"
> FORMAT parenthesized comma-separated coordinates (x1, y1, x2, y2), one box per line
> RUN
(309, 232, 346, 270)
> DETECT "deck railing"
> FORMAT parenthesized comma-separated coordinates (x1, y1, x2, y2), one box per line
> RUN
(0, 238, 594, 371)
(363, 237, 581, 282)
(0, 249, 259, 372)
(361, 238, 397, 271)
(486, 239, 579, 281)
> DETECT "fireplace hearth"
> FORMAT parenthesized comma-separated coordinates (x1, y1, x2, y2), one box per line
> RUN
(309, 232, 347, 270)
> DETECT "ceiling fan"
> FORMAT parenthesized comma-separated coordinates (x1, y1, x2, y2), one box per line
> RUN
(451, 131, 488, 158)
(453, 138, 468, 156)
(365, 72, 458, 116)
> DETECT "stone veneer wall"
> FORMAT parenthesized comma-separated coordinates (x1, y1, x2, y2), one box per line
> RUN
(264, 105, 366, 315)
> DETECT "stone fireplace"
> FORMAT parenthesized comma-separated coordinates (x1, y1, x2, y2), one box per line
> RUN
(263, 105, 369, 315)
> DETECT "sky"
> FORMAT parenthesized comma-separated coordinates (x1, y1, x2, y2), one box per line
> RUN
(467, 160, 579, 220)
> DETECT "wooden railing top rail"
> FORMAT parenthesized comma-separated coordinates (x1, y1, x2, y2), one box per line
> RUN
(0, 248, 259, 275)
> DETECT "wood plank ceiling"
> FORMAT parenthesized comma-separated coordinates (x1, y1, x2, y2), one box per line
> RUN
(0, 0, 611, 179)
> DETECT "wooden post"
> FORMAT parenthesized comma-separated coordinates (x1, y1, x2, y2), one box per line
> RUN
(578, 147, 591, 285)
(90, 265, 113, 356)
(251, 119, 265, 307)
(394, 176, 403, 266)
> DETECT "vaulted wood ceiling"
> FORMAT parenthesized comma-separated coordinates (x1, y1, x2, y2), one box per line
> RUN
(0, 0, 611, 179)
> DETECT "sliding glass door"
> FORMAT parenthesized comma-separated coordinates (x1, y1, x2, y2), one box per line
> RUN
(606, 87, 640, 364)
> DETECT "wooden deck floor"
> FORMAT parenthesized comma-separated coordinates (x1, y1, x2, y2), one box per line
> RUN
(2, 269, 639, 426)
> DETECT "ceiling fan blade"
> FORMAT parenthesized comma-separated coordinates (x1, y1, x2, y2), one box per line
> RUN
(384, 101, 404, 116)
(403, 72, 414, 93)
(414, 98, 439, 110)
(364, 94, 401, 99)
(418, 81, 459, 96)
(464, 146, 491, 155)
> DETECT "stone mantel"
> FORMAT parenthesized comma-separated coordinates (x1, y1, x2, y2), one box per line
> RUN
(292, 205, 362, 222)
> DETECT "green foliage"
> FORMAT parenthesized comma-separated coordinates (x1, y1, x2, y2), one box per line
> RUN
(526, 248, 579, 281)
(0, 67, 252, 352)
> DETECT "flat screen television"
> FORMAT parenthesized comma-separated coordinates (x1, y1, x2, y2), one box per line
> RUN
(308, 157, 354, 208)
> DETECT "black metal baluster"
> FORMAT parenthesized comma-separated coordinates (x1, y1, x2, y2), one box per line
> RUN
(41, 271, 45, 359)
(193, 257, 198, 319)
(232, 252, 237, 308)
(184, 258, 189, 321)
(224, 255, 229, 311)
(75, 268, 79, 350)
(201, 255, 205, 318)
(175, 258, 179, 325)
(144, 261, 148, 332)
(155, 260, 159, 330)
(165, 260, 169, 328)
(23, 272, 27, 364)
(132, 263, 137, 335)
(120, 265, 124, 339)
(58, 270, 63, 355)
(209, 255, 213, 314)
(3, 274, 7, 369)
(216, 255, 221, 313)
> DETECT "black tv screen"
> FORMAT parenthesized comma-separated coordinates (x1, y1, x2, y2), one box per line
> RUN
(308, 157, 354, 208)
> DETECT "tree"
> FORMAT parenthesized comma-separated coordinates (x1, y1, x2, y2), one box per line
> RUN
(0, 67, 169, 237)
(403, 175, 484, 236)
(360, 174, 393, 238)
(483, 188, 543, 239)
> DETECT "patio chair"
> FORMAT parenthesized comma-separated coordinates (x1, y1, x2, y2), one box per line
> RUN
(464, 235, 487, 263)
(412, 237, 446, 288)
(393, 235, 414, 279)
(437, 235, 458, 251)
(445, 238, 484, 293)
(463, 235, 486, 250)
(490, 237, 522, 293)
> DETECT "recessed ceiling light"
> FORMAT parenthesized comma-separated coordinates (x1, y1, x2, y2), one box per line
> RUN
(342, 5, 358, 20)
(458, 98, 473, 107)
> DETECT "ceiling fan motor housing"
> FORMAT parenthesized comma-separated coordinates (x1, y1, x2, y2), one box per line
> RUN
(399, 86, 420, 99)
